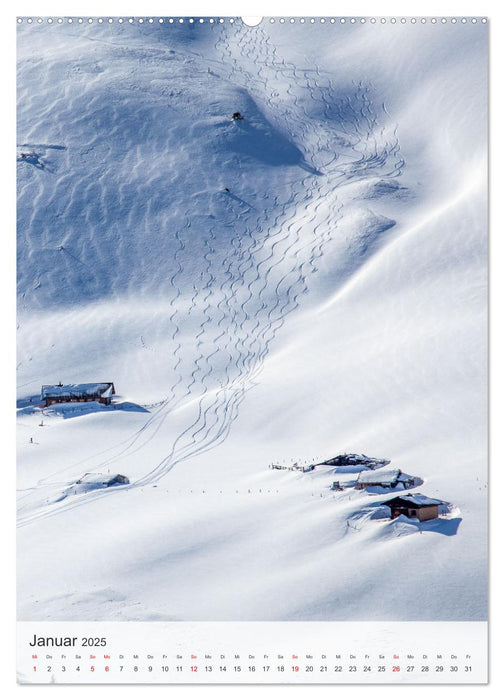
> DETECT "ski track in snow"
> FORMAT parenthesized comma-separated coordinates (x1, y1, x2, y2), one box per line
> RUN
(17, 23, 406, 526)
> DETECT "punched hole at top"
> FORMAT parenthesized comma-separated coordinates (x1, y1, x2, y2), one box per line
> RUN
(241, 17, 263, 26)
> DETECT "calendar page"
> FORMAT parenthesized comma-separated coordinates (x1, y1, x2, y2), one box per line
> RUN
(16, 13, 488, 685)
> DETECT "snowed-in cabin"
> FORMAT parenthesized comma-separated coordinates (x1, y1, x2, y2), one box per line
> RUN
(315, 453, 390, 469)
(355, 467, 415, 490)
(383, 494, 443, 522)
(76, 473, 129, 487)
(41, 383, 115, 407)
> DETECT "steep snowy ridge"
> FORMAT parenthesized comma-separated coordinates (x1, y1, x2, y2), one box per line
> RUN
(17, 20, 487, 621)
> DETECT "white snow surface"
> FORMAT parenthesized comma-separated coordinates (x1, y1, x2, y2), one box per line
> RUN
(17, 20, 487, 621)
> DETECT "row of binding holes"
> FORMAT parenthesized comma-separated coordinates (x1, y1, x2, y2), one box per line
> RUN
(274, 17, 485, 24)
(17, 17, 487, 24)
(17, 18, 234, 24)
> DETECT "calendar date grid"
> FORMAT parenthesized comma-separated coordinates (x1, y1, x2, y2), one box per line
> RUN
(30, 650, 476, 678)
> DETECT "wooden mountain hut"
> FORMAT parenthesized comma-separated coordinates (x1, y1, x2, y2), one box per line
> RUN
(383, 493, 443, 522)
(355, 467, 415, 490)
(41, 383, 115, 407)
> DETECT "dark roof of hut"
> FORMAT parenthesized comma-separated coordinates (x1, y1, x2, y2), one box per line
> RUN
(383, 493, 444, 507)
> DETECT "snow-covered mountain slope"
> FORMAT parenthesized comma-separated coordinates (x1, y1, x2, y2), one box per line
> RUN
(17, 19, 487, 621)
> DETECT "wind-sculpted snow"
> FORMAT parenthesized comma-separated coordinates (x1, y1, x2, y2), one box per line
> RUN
(17, 20, 487, 622)
(17, 21, 405, 505)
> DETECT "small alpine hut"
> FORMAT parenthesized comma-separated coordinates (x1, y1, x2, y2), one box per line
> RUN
(41, 383, 115, 407)
(76, 473, 129, 487)
(355, 466, 415, 490)
(315, 453, 391, 470)
(383, 493, 443, 522)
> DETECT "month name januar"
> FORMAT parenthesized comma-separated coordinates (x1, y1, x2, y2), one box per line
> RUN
(29, 635, 77, 647)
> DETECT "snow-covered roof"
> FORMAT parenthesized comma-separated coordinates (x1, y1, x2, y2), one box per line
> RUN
(77, 472, 121, 485)
(357, 466, 400, 484)
(41, 383, 114, 399)
(101, 384, 114, 398)
(384, 493, 443, 507)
